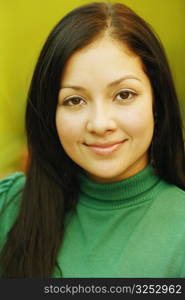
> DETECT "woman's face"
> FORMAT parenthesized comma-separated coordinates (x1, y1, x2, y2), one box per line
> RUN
(56, 36, 154, 183)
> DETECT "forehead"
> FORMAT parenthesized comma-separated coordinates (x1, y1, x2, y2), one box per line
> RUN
(60, 36, 148, 88)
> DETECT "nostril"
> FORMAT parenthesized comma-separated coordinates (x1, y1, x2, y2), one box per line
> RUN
(86, 118, 117, 134)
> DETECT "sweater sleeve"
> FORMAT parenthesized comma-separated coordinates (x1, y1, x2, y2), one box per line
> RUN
(0, 173, 25, 249)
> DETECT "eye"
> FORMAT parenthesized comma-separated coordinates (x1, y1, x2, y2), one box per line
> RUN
(62, 96, 85, 106)
(115, 89, 137, 102)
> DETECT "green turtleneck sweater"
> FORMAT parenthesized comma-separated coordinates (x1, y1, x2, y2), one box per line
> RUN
(0, 165, 185, 278)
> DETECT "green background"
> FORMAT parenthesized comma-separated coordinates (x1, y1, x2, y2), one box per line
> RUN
(0, 0, 185, 178)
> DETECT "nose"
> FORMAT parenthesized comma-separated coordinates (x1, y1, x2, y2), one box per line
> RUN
(86, 103, 117, 135)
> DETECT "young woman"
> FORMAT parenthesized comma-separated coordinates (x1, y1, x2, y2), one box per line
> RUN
(0, 1, 185, 278)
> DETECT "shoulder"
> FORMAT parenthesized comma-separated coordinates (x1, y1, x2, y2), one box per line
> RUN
(0, 173, 26, 248)
(0, 172, 26, 212)
(158, 181, 185, 202)
(155, 180, 185, 220)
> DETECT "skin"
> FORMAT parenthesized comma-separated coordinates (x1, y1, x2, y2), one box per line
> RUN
(56, 36, 154, 183)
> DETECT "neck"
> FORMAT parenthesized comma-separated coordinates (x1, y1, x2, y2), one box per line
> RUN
(78, 164, 161, 209)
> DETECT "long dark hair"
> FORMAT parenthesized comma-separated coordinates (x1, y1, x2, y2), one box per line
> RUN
(1, 1, 185, 277)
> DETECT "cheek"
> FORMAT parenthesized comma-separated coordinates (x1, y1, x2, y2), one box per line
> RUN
(117, 105, 154, 137)
(56, 111, 83, 144)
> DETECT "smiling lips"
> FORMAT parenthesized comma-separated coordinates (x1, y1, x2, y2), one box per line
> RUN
(84, 140, 127, 155)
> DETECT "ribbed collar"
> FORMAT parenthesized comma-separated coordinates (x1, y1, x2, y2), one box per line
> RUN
(78, 164, 161, 209)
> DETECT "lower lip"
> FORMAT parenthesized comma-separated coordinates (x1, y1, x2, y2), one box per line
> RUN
(85, 141, 126, 155)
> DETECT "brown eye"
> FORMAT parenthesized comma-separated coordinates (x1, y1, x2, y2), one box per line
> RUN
(120, 91, 131, 99)
(70, 97, 82, 105)
(116, 89, 137, 102)
(63, 97, 85, 106)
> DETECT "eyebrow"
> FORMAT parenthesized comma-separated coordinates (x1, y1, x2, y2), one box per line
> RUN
(60, 75, 141, 91)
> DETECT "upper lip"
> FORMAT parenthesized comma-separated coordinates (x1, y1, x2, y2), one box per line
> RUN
(84, 140, 126, 148)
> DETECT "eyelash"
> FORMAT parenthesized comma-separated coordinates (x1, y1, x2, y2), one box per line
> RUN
(62, 89, 137, 106)
(116, 89, 137, 103)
